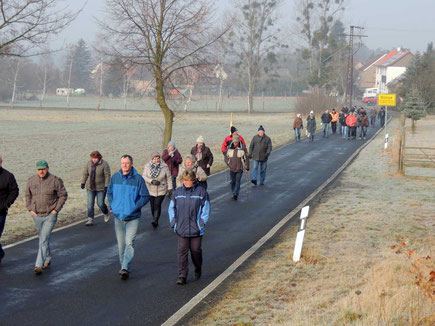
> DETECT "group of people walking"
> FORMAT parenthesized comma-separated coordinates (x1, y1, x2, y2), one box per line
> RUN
(293, 106, 386, 142)
(0, 124, 274, 285)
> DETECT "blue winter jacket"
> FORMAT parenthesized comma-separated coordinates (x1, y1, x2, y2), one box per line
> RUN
(168, 184, 210, 237)
(107, 167, 149, 221)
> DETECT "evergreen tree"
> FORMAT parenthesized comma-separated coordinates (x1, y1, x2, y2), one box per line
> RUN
(400, 88, 427, 127)
(64, 39, 93, 91)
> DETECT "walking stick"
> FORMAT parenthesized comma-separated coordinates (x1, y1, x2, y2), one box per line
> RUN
(246, 169, 250, 200)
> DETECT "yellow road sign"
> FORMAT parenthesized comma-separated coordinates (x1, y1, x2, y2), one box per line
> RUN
(378, 93, 396, 106)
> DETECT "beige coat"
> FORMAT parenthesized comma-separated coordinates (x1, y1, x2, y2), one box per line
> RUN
(176, 165, 208, 188)
(80, 159, 111, 191)
(142, 162, 172, 197)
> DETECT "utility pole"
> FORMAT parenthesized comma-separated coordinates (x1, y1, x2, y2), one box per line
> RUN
(340, 26, 367, 109)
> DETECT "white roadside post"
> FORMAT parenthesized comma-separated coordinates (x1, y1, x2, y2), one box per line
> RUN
(378, 93, 396, 149)
(384, 133, 389, 150)
(293, 206, 310, 263)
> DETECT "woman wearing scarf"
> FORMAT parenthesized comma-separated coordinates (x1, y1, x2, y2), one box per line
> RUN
(80, 151, 111, 226)
(143, 152, 172, 228)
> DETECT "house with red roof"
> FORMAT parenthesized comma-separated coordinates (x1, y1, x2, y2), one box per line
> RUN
(375, 48, 414, 93)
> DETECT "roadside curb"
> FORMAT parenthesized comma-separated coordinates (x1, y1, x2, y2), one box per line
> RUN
(162, 120, 390, 326)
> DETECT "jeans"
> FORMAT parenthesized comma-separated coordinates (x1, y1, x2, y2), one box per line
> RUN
(251, 160, 267, 184)
(230, 171, 243, 196)
(380, 118, 385, 127)
(114, 218, 139, 271)
(308, 132, 314, 141)
(331, 121, 337, 134)
(177, 236, 202, 278)
(370, 116, 376, 126)
(149, 195, 165, 222)
(359, 126, 368, 138)
(87, 190, 109, 218)
(322, 123, 330, 137)
(33, 213, 57, 268)
(348, 126, 356, 139)
(341, 125, 347, 137)
(0, 215, 6, 257)
(294, 128, 301, 141)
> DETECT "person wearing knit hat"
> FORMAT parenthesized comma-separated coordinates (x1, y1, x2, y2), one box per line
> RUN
(80, 151, 111, 226)
(143, 152, 172, 228)
(293, 114, 304, 142)
(176, 155, 208, 188)
(162, 140, 183, 191)
(224, 133, 249, 200)
(221, 126, 247, 153)
(249, 125, 272, 186)
(307, 111, 317, 142)
(191, 136, 214, 183)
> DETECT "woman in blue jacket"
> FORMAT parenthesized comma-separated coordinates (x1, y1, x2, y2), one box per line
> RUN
(168, 170, 210, 285)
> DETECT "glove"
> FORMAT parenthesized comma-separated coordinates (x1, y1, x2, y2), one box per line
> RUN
(246, 168, 249, 171)
(172, 158, 177, 165)
(167, 190, 173, 197)
(151, 180, 160, 186)
(104, 187, 107, 193)
(80, 183, 85, 189)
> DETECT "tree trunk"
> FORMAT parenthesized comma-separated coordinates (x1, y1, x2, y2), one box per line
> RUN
(97, 61, 104, 111)
(40, 66, 48, 109)
(10, 60, 20, 109)
(66, 58, 73, 109)
(183, 86, 193, 112)
(155, 75, 174, 150)
(217, 78, 223, 112)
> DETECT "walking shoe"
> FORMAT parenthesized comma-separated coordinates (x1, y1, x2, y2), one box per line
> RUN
(85, 218, 93, 226)
(34, 267, 42, 275)
(151, 221, 158, 229)
(120, 269, 129, 280)
(176, 277, 186, 285)
(104, 214, 110, 223)
(43, 261, 51, 269)
(251, 180, 257, 186)
(232, 194, 238, 201)
(194, 268, 202, 280)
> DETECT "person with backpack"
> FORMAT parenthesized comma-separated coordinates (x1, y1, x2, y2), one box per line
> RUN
(306, 111, 317, 142)
(221, 126, 246, 154)
(293, 114, 303, 142)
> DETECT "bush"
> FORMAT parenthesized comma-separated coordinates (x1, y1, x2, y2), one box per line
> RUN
(294, 87, 338, 117)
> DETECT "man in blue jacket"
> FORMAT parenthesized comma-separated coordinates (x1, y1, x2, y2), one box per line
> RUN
(168, 170, 210, 285)
(107, 155, 149, 280)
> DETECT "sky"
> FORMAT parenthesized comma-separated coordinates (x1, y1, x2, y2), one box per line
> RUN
(53, 0, 435, 57)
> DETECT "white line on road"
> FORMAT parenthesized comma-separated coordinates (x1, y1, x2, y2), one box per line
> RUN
(162, 125, 386, 326)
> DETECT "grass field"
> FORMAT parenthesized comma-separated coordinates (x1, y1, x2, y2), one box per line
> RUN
(1, 95, 296, 113)
(0, 108, 296, 244)
(188, 117, 435, 325)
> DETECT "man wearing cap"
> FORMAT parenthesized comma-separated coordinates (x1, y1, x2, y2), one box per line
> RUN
(0, 154, 19, 265)
(107, 155, 149, 280)
(249, 125, 272, 186)
(25, 160, 68, 275)
(224, 134, 249, 200)
(221, 126, 247, 154)
(191, 135, 214, 178)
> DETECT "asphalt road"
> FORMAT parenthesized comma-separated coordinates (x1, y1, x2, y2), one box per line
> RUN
(0, 125, 381, 326)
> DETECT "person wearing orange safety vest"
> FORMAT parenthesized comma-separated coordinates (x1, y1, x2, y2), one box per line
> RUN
(330, 109, 339, 134)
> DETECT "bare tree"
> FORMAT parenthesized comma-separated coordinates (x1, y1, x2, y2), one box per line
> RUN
(38, 53, 54, 108)
(10, 59, 21, 109)
(66, 55, 73, 109)
(98, 0, 228, 148)
(0, 0, 81, 57)
(229, 0, 282, 113)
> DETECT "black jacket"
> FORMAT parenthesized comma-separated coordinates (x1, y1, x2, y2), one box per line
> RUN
(321, 112, 332, 124)
(0, 167, 19, 216)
